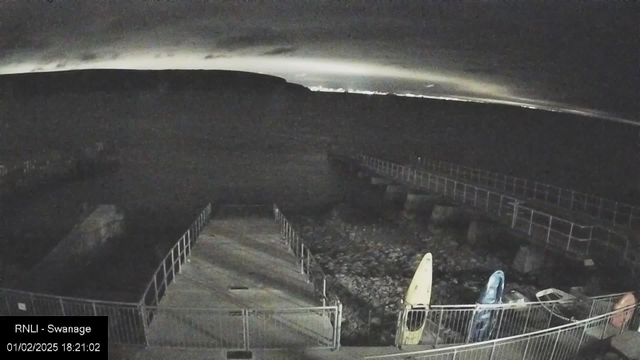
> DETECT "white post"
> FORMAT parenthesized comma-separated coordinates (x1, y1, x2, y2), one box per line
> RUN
(547, 216, 553, 243)
(597, 198, 603, 219)
(511, 201, 519, 228)
(570, 190, 575, 210)
(528, 211, 534, 235)
(300, 243, 305, 274)
(567, 223, 574, 251)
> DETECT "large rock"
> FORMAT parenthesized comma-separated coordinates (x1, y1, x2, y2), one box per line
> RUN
(512, 245, 545, 273)
(466, 220, 497, 246)
(430, 204, 459, 223)
(404, 193, 433, 212)
(371, 177, 392, 185)
(384, 185, 407, 203)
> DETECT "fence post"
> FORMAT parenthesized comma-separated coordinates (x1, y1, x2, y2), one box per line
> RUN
(523, 305, 532, 333)
(522, 336, 532, 360)
(306, 250, 311, 282)
(549, 330, 561, 360)
(511, 201, 519, 228)
(140, 303, 150, 346)
(163, 260, 168, 288)
(570, 190, 575, 210)
(547, 303, 556, 328)
(547, 216, 553, 244)
(153, 276, 159, 306)
(242, 309, 249, 350)
(600, 316, 609, 339)
(528, 211, 534, 235)
(493, 308, 505, 340)
(434, 308, 444, 348)
(567, 223, 574, 251)
(92, 302, 98, 316)
(498, 196, 503, 216)
(466, 305, 478, 344)
(333, 302, 343, 350)
(300, 243, 305, 274)
(576, 320, 590, 354)
(613, 202, 618, 224)
(59, 298, 65, 316)
(597, 198, 603, 219)
(323, 278, 327, 299)
(171, 249, 176, 282)
(187, 230, 191, 257)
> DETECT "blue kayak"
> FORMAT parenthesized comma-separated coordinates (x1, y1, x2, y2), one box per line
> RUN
(468, 270, 505, 343)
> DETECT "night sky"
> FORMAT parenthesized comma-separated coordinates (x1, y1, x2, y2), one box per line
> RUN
(0, 1, 638, 123)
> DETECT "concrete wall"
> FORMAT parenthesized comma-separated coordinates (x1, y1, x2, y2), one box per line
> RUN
(13, 205, 125, 295)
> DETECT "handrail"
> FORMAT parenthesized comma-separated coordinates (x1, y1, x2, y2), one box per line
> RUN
(273, 204, 341, 307)
(364, 303, 640, 359)
(429, 291, 633, 309)
(412, 156, 640, 231)
(355, 154, 594, 255)
(408, 156, 640, 270)
(347, 152, 640, 270)
(139, 203, 212, 306)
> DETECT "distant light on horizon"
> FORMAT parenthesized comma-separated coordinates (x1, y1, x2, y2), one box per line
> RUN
(0, 53, 636, 126)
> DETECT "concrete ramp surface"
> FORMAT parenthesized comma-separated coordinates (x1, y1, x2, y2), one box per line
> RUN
(144, 217, 336, 349)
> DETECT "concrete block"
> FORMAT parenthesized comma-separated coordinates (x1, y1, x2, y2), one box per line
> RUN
(371, 177, 391, 185)
(384, 185, 407, 203)
(430, 204, 459, 223)
(512, 246, 545, 273)
(466, 220, 496, 246)
(404, 193, 433, 212)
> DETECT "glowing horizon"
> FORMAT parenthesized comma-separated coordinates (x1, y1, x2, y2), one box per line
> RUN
(0, 54, 636, 126)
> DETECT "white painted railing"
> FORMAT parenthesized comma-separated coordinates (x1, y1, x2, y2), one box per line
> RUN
(409, 156, 640, 271)
(394, 293, 630, 348)
(140, 203, 212, 309)
(364, 303, 640, 360)
(356, 154, 594, 257)
(412, 156, 640, 231)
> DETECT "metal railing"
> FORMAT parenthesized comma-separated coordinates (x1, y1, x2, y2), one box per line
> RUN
(0, 288, 147, 345)
(352, 154, 640, 270)
(390, 293, 629, 348)
(140, 203, 213, 310)
(363, 303, 640, 360)
(144, 305, 341, 350)
(273, 204, 341, 309)
(356, 154, 594, 257)
(411, 156, 640, 231)
(408, 156, 640, 271)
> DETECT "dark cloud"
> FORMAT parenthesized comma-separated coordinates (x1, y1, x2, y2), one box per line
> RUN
(262, 47, 297, 56)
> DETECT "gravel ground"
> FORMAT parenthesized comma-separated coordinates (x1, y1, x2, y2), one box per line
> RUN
(291, 201, 606, 345)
